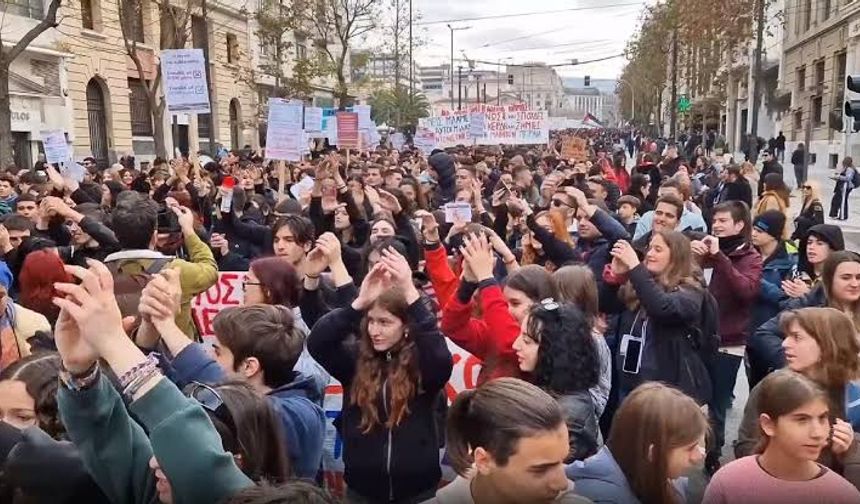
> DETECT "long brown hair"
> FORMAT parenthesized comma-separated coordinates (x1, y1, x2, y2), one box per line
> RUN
(607, 383, 708, 504)
(779, 307, 860, 417)
(821, 251, 860, 328)
(621, 231, 701, 310)
(350, 288, 420, 433)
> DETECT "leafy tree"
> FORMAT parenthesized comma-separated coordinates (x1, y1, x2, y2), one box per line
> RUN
(368, 87, 428, 132)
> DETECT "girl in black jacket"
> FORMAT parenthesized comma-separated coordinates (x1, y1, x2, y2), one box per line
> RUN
(308, 247, 453, 503)
(602, 231, 711, 405)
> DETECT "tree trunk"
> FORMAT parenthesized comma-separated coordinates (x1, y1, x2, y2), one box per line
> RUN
(0, 63, 14, 168)
(152, 101, 168, 159)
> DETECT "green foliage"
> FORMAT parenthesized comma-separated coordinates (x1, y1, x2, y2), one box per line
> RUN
(368, 87, 429, 131)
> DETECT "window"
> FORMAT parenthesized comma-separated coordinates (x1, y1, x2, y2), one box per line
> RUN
(815, 59, 825, 89)
(128, 78, 153, 136)
(796, 66, 806, 92)
(822, 0, 831, 20)
(830, 154, 839, 168)
(803, 0, 812, 31)
(296, 42, 307, 60)
(835, 52, 847, 107)
(794, 109, 803, 131)
(813, 95, 823, 124)
(5, 0, 44, 19)
(81, 0, 94, 29)
(121, 0, 144, 43)
(226, 33, 239, 63)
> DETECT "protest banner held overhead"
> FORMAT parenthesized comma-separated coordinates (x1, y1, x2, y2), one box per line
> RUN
(336, 112, 360, 149)
(160, 48, 211, 114)
(421, 111, 471, 148)
(304, 107, 324, 137)
(471, 103, 549, 146)
(40, 130, 69, 165)
(265, 98, 304, 161)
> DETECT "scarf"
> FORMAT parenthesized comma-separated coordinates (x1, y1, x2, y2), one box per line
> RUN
(718, 234, 748, 255)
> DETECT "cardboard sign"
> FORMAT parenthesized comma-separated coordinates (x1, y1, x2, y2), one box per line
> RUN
(336, 112, 359, 149)
(160, 49, 211, 114)
(562, 137, 588, 162)
(444, 202, 473, 223)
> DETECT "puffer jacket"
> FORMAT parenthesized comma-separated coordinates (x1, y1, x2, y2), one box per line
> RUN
(750, 242, 797, 333)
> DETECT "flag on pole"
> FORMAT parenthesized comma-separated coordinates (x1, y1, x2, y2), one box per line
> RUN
(583, 113, 604, 128)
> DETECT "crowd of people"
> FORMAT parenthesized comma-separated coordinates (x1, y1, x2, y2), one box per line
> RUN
(0, 128, 859, 503)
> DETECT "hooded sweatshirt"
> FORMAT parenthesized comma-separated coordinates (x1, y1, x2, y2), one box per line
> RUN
(429, 152, 456, 205)
(168, 342, 326, 478)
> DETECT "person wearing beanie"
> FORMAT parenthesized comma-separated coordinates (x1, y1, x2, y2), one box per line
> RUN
(750, 210, 798, 333)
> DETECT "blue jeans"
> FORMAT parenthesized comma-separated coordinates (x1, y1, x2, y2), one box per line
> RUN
(707, 352, 742, 458)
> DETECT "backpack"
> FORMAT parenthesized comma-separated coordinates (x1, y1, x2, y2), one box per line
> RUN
(850, 167, 860, 188)
(688, 289, 721, 366)
(105, 258, 171, 322)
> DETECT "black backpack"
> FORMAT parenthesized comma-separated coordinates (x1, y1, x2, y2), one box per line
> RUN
(688, 289, 721, 365)
(851, 167, 860, 188)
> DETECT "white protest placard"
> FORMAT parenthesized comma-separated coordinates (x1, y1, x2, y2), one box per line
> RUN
(414, 126, 436, 155)
(469, 112, 486, 138)
(424, 111, 470, 148)
(444, 202, 472, 223)
(305, 107, 324, 137)
(160, 49, 211, 114)
(41, 130, 69, 165)
(474, 104, 549, 145)
(289, 175, 315, 199)
(354, 105, 373, 130)
(325, 115, 338, 145)
(265, 98, 304, 161)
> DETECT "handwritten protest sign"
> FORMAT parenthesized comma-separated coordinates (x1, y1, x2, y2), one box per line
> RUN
(192, 272, 482, 497)
(414, 126, 436, 155)
(423, 111, 471, 148)
(40, 130, 69, 165)
(160, 49, 210, 114)
(473, 104, 548, 145)
(265, 98, 304, 161)
(562, 136, 588, 162)
(305, 107, 324, 137)
(336, 112, 359, 149)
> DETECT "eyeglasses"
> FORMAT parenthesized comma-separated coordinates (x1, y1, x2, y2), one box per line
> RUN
(185, 382, 237, 434)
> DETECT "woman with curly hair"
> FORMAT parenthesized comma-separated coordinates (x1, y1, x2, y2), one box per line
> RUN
(512, 300, 600, 462)
(308, 247, 453, 503)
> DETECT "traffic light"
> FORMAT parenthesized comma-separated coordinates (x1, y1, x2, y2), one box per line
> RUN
(584, 75, 591, 87)
(846, 75, 860, 127)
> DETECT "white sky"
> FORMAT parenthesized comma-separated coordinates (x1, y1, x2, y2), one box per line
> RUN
(407, 0, 652, 80)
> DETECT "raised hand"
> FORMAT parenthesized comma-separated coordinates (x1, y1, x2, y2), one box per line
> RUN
(379, 247, 420, 303)
(52, 260, 126, 358)
(54, 307, 99, 374)
(139, 269, 182, 331)
(610, 240, 640, 270)
(461, 233, 495, 282)
(414, 210, 440, 243)
(353, 262, 393, 310)
(171, 206, 195, 234)
(378, 189, 403, 215)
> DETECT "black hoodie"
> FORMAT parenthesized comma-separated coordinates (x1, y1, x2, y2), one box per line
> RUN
(428, 152, 456, 205)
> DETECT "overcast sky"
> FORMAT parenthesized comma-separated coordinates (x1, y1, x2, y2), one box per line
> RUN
(408, 0, 651, 80)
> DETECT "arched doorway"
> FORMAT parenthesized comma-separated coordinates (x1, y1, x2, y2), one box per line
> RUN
(229, 98, 241, 150)
(86, 79, 109, 167)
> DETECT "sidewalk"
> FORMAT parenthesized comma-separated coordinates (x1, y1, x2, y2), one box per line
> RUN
(790, 162, 860, 251)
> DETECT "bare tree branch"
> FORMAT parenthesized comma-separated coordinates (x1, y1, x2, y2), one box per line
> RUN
(5, 0, 62, 64)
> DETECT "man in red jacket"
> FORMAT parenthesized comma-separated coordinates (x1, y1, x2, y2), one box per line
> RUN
(692, 200, 762, 475)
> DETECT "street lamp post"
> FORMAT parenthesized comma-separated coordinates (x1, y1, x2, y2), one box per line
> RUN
(446, 24, 471, 110)
(618, 79, 635, 122)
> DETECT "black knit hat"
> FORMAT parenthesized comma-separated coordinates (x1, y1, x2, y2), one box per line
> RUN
(753, 210, 786, 240)
(808, 224, 845, 251)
